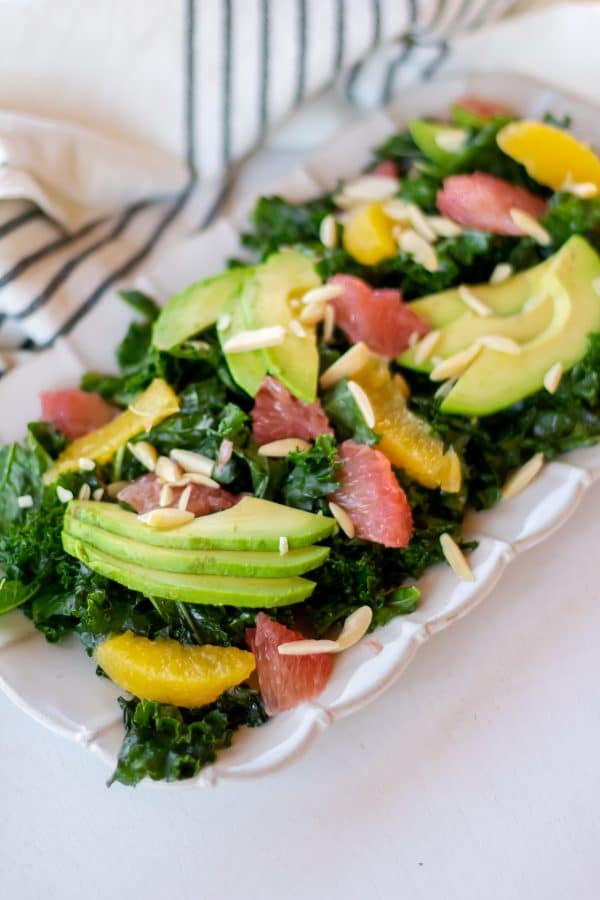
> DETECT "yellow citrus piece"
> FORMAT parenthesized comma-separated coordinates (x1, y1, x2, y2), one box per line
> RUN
(95, 631, 256, 708)
(43, 378, 180, 484)
(343, 202, 397, 265)
(497, 120, 600, 194)
(355, 359, 461, 493)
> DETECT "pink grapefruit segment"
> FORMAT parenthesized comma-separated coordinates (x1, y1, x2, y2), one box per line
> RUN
(251, 376, 333, 445)
(247, 613, 333, 715)
(328, 274, 428, 358)
(117, 472, 238, 516)
(436, 172, 546, 236)
(331, 440, 413, 548)
(40, 389, 116, 441)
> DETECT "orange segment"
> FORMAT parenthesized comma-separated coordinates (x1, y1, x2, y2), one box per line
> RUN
(355, 359, 461, 493)
(343, 202, 397, 265)
(95, 631, 255, 708)
(497, 120, 600, 194)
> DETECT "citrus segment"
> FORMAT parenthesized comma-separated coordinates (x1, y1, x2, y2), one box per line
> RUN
(497, 120, 600, 193)
(246, 613, 333, 715)
(342, 202, 397, 265)
(250, 375, 333, 445)
(328, 274, 428, 357)
(95, 631, 255, 708)
(117, 472, 238, 516)
(355, 360, 461, 492)
(40, 389, 116, 440)
(437, 172, 546, 235)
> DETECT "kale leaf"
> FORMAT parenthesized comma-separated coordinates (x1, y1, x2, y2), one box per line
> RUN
(281, 435, 340, 513)
(241, 193, 336, 260)
(110, 688, 267, 786)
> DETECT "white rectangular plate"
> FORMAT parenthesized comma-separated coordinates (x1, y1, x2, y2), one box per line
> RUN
(2, 71, 600, 788)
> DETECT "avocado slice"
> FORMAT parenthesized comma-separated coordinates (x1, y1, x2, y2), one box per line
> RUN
(67, 496, 336, 551)
(64, 514, 330, 577)
(441, 236, 600, 415)
(152, 268, 248, 351)
(62, 534, 315, 607)
(218, 288, 268, 396)
(408, 119, 469, 169)
(242, 249, 321, 402)
(404, 293, 555, 373)
(403, 255, 555, 333)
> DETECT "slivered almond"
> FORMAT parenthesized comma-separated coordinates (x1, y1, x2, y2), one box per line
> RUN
(299, 301, 326, 325)
(406, 203, 436, 243)
(171, 473, 220, 489)
(301, 284, 343, 305)
(78, 483, 91, 501)
(434, 127, 468, 153)
(333, 192, 361, 210)
(398, 228, 439, 272)
(320, 214, 338, 248)
(279, 536, 289, 556)
(319, 342, 372, 389)
(347, 380, 375, 428)
(458, 284, 492, 317)
(382, 198, 411, 222)
(501, 452, 544, 500)
(159, 483, 174, 507)
(78, 457, 96, 472)
(288, 319, 307, 338)
(128, 441, 158, 471)
(478, 335, 521, 354)
(155, 456, 183, 483)
(440, 533, 475, 582)
(107, 481, 128, 498)
(278, 605, 373, 656)
(322, 304, 335, 343)
(434, 378, 456, 399)
(430, 343, 481, 381)
(544, 361, 563, 394)
(138, 508, 195, 529)
(56, 486, 74, 504)
(178, 484, 192, 511)
(443, 446, 462, 494)
(415, 331, 442, 366)
(343, 174, 399, 202)
(428, 215, 463, 238)
(170, 448, 214, 477)
(328, 501, 355, 538)
(408, 330, 420, 348)
(223, 325, 286, 354)
(258, 438, 311, 457)
(217, 313, 232, 332)
(216, 439, 234, 470)
(561, 174, 598, 198)
(17, 494, 33, 509)
(92, 488, 105, 501)
(490, 262, 513, 284)
(509, 208, 552, 246)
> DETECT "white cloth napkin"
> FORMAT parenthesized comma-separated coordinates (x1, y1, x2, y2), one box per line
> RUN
(0, 0, 554, 350)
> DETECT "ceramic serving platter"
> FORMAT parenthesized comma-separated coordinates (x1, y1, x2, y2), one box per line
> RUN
(2, 72, 600, 788)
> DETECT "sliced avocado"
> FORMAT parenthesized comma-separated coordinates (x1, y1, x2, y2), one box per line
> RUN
(408, 119, 469, 169)
(218, 288, 268, 396)
(404, 293, 555, 373)
(242, 249, 321, 402)
(152, 268, 248, 351)
(403, 255, 555, 333)
(65, 515, 330, 577)
(67, 496, 336, 551)
(62, 534, 315, 607)
(441, 236, 600, 415)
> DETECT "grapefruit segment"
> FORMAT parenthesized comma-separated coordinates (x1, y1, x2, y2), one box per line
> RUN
(328, 274, 429, 358)
(40, 389, 116, 440)
(437, 172, 546, 235)
(330, 440, 413, 548)
(251, 376, 333, 445)
(247, 613, 333, 715)
(117, 472, 238, 516)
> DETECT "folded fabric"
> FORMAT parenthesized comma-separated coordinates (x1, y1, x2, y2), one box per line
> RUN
(0, 0, 518, 350)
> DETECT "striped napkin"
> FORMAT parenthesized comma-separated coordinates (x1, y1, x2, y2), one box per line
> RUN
(0, 0, 518, 352)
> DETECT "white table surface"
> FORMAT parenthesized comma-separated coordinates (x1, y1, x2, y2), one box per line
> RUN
(4, 45, 600, 894)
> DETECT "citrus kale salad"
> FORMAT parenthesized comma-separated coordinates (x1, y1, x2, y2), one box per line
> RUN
(3, 97, 600, 787)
